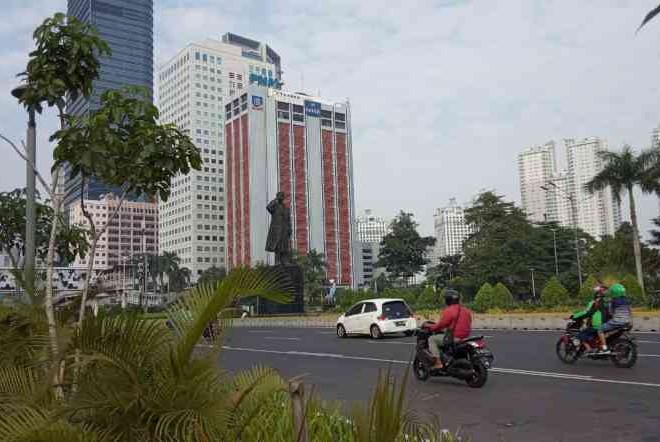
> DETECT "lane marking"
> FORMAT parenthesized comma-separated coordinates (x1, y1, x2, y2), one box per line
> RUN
(638, 340, 660, 344)
(265, 337, 301, 341)
(640, 354, 660, 357)
(248, 330, 274, 333)
(221, 345, 660, 388)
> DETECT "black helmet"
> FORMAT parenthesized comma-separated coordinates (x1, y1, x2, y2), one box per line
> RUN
(444, 289, 460, 306)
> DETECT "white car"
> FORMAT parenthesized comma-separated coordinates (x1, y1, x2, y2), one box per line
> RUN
(336, 298, 417, 339)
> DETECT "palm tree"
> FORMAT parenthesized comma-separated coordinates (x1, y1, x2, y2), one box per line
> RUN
(584, 146, 660, 292)
(160, 251, 181, 291)
(169, 266, 191, 293)
(295, 249, 327, 305)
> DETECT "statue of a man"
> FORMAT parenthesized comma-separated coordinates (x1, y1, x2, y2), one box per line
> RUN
(265, 191, 292, 265)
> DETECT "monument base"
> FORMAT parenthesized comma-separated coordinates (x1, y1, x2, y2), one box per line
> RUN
(245, 264, 304, 315)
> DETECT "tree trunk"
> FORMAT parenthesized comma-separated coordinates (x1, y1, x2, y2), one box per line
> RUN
(628, 187, 645, 293)
(79, 235, 98, 325)
(45, 180, 63, 398)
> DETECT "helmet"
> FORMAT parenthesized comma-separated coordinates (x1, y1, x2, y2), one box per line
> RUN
(608, 283, 626, 298)
(593, 285, 607, 299)
(444, 289, 461, 306)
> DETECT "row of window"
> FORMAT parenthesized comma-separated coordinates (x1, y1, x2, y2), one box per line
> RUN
(195, 51, 222, 65)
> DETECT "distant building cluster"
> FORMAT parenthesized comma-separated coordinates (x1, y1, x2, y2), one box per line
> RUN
(518, 138, 621, 239)
(355, 210, 390, 286)
(431, 198, 474, 264)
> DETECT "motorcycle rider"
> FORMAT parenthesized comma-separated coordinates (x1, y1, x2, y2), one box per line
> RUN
(423, 289, 473, 370)
(570, 285, 608, 353)
(597, 283, 632, 354)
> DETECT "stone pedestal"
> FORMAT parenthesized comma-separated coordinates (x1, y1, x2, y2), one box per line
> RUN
(253, 264, 304, 315)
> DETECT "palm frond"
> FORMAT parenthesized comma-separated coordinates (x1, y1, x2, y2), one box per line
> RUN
(166, 266, 292, 367)
(0, 404, 97, 442)
(0, 366, 52, 409)
(638, 2, 660, 31)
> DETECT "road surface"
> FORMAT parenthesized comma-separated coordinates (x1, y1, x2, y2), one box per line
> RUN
(219, 328, 660, 441)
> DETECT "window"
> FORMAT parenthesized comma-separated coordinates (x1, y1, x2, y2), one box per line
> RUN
(195, 52, 200, 60)
(382, 301, 411, 319)
(364, 302, 377, 313)
(346, 303, 364, 316)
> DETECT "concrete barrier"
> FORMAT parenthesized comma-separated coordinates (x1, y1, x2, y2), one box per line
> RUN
(229, 314, 660, 332)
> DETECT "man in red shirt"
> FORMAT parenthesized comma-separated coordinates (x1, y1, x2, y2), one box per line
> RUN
(423, 290, 473, 369)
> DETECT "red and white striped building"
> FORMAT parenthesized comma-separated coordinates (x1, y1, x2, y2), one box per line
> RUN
(224, 86, 361, 287)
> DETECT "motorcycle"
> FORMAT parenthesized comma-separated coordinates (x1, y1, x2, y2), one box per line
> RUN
(413, 322, 494, 388)
(556, 319, 637, 368)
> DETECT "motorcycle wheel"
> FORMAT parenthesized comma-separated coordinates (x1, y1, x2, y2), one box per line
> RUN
(466, 360, 488, 388)
(556, 338, 579, 364)
(413, 356, 430, 381)
(610, 338, 637, 368)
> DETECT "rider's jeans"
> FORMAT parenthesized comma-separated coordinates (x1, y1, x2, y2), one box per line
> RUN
(428, 334, 445, 358)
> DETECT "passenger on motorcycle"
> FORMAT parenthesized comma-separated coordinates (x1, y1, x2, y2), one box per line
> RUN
(422, 290, 473, 370)
(597, 283, 632, 354)
(570, 285, 608, 353)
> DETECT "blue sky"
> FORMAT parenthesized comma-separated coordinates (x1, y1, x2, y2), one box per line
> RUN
(1, 0, 660, 236)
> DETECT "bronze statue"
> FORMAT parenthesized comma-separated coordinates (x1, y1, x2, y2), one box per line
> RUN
(266, 191, 292, 265)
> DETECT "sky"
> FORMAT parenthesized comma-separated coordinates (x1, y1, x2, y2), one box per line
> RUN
(1, 0, 660, 237)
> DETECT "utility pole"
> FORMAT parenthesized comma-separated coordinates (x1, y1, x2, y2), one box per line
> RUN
(530, 267, 536, 299)
(551, 228, 559, 278)
(12, 85, 36, 299)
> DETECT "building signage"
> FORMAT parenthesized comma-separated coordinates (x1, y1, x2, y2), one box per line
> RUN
(249, 73, 282, 89)
(251, 95, 264, 110)
(304, 100, 321, 117)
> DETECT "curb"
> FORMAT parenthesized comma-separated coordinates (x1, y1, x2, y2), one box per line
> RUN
(229, 315, 660, 332)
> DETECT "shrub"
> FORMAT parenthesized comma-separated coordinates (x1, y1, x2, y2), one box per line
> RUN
(492, 283, 515, 309)
(541, 277, 570, 307)
(621, 274, 647, 306)
(415, 287, 442, 310)
(472, 283, 494, 313)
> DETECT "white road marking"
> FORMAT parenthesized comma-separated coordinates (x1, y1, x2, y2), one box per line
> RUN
(638, 340, 660, 344)
(265, 337, 301, 341)
(221, 345, 660, 388)
(640, 354, 660, 357)
(248, 330, 274, 333)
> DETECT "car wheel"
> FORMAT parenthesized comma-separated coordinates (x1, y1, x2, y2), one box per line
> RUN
(370, 325, 383, 340)
(337, 324, 347, 338)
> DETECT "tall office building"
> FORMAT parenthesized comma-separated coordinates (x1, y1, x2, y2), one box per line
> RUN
(157, 36, 282, 280)
(518, 142, 557, 223)
(64, 0, 154, 208)
(432, 198, 474, 262)
(653, 124, 660, 149)
(224, 86, 360, 287)
(355, 209, 389, 286)
(565, 137, 621, 238)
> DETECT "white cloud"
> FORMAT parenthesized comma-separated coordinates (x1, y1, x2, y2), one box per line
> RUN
(2, 0, 660, 236)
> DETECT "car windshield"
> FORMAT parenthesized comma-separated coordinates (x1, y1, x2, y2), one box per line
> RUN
(382, 301, 410, 319)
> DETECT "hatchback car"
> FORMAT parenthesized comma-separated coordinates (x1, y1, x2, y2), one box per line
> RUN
(336, 298, 417, 339)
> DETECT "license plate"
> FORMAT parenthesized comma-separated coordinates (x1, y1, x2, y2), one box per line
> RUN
(395, 321, 406, 326)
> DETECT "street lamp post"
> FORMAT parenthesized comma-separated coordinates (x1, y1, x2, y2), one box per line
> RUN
(530, 267, 536, 299)
(540, 183, 583, 287)
(121, 255, 128, 309)
(11, 85, 37, 298)
(551, 228, 559, 278)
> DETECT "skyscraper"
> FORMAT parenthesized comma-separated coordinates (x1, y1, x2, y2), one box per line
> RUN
(653, 124, 660, 149)
(224, 86, 360, 288)
(432, 198, 474, 262)
(356, 209, 389, 286)
(565, 137, 621, 238)
(518, 142, 557, 223)
(157, 36, 281, 280)
(64, 0, 154, 208)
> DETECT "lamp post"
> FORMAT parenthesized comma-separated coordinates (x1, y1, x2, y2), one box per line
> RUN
(551, 228, 559, 278)
(540, 183, 583, 287)
(11, 85, 36, 298)
(530, 267, 536, 299)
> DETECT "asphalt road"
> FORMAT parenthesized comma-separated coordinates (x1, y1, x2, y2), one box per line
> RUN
(219, 327, 660, 442)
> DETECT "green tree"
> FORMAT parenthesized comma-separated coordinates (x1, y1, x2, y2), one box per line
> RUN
(578, 275, 601, 304)
(621, 274, 647, 306)
(1, 13, 110, 374)
(492, 282, 515, 309)
(371, 273, 391, 294)
(377, 211, 435, 283)
(584, 146, 660, 292)
(169, 266, 191, 293)
(413, 287, 440, 310)
(425, 254, 462, 289)
(540, 277, 570, 308)
(160, 251, 181, 290)
(294, 249, 327, 305)
(473, 283, 495, 313)
(649, 217, 660, 246)
(52, 86, 202, 325)
(197, 266, 227, 287)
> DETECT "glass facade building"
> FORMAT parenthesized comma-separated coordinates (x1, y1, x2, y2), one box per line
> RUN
(64, 0, 154, 208)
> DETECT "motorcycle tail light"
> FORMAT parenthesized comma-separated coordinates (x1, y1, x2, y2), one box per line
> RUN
(473, 340, 486, 348)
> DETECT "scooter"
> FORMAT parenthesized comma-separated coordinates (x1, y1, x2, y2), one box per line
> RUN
(413, 322, 494, 388)
(556, 319, 637, 368)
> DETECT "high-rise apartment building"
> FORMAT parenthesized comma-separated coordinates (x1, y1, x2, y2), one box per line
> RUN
(157, 35, 281, 280)
(69, 195, 158, 270)
(653, 124, 660, 149)
(518, 142, 557, 223)
(355, 209, 389, 286)
(224, 86, 360, 287)
(565, 137, 621, 238)
(432, 198, 474, 262)
(64, 0, 154, 208)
